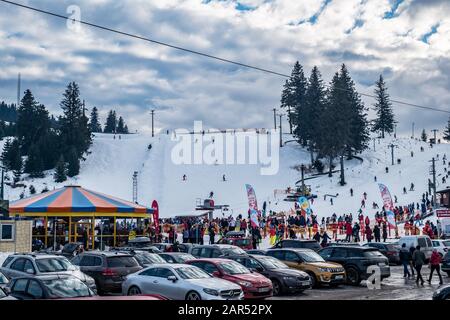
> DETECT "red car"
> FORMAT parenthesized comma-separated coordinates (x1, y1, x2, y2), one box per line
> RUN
(186, 258, 273, 299)
(217, 231, 253, 250)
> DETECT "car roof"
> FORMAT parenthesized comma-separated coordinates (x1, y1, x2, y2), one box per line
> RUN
(281, 239, 316, 242)
(13, 274, 77, 281)
(11, 254, 63, 260)
(268, 248, 315, 252)
(81, 251, 132, 257)
(159, 252, 192, 256)
(326, 246, 372, 250)
(189, 258, 233, 263)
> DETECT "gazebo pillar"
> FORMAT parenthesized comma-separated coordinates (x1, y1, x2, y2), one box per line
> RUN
(44, 216, 48, 247)
(113, 216, 117, 247)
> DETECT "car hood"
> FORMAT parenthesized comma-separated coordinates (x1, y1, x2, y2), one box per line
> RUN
(227, 273, 271, 286)
(308, 262, 343, 269)
(269, 268, 308, 278)
(187, 278, 241, 290)
(43, 270, 93, 283)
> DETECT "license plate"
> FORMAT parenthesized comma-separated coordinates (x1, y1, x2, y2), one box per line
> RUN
(378, 262, 386, 266)
(258, 287, 270, 293)
(335, 275, 344, 280)
(301, 281, 310, 286)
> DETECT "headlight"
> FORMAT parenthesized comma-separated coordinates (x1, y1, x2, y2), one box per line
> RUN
(318, 268, 330, 272)
(282, 276, 296, 281)
(237, 281, 252, 287)
(203, 288, 219, 296)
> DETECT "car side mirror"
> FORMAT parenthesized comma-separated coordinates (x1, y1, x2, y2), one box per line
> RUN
(167, 275, 177, 282)
(25, 269, 35, 275)
(255, 266, 264, 272)
(212, 271, 221, 277)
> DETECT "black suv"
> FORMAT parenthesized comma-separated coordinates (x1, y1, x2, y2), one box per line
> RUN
(271, 239, 322, 252)
(71, 251, 141, 295)
(318, 246, 390, 285)
(227, 254, 311, 296)
(191, 244, 247, 258)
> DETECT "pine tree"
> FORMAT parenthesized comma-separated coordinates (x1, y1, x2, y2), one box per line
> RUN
(117, 116, 126, 134)
(304, 66, 326, 165)
(104, 110, 117, 133)
(421, 129, 428, 142)
(59, 82, 92, 159)
(24, 144, 44, 178)
(281, 62, 307, 140)
(443, 117, 450, 142)
(372, 75, 395, 138)
(29, 185, 36, 195)
(0, 138, 12, 170)
(54, 156, 67, 183)
(10, 140, 23, 186)
(67, 147, 80, 177)
(88, 106, 102, 133)
(124, 125, 129, 134)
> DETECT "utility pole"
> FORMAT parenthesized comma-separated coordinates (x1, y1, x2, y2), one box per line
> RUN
(279, 114, 283, 148)
(388, 144, 398, 165)
(431, 129, 438, 144)
(430, 158, 437, 208)
(412, 122, 415, 139)
(339, 154, 346, 186)
(273, 108, 277, 131)
(394, 123, 397, 138)
(150, 110, 155, 137)
(300, 164, 306, 193)
(133, 171, 138, 203)
(0, 167, 4, 200)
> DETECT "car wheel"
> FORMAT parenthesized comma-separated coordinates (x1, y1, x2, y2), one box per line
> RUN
(186, 291, 202, 300)
(95, 281, 104, 296)
(128, 286, 141, 296)
(306, 272, 318, 288)
(271, 279, 282, 296)
(346, 267, 361, 286)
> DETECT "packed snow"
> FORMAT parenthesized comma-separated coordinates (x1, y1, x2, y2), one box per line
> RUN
(1, 131, 449, 221)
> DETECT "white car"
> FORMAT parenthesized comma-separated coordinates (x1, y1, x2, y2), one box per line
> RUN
(431, 240, 450, 257)
(122, 264, 244, 300)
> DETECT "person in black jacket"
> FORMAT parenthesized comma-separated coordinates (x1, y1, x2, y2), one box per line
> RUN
(399, 243, 411, 278)
(373, 225, 381, 242)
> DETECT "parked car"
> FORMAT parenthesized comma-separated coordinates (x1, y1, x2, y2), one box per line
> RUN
(110, 246, 162, 254)
(69, 294, 169, 300)
(124, 251, 167, 267)
(217, 231, 253, 250)
(226, 254, 311, 295)
(431, 239, 450, 257)
(0, 253, 96, 293)
(266, 249, 345, 288)
(152, 243, 195, 253)
(397, 235, 434, 261)
(70, 251, 141, 295)
(433, 283, 450, 300)
(442, 252, 450, 276)
(246, 249, 268, 255)
(363, 242, 401, 265)
(190, 245, 247, 258)
(5, 275, 94, 300)
(318, 246, 390, 286)
(186, 258, 273, 299)
(122, 264, 243, 300)
(158, 253, 197, 264)
(0, 270, 9, 289)
(271, 239, 322, 252)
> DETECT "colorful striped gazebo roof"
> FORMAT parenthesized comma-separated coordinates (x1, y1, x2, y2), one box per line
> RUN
(10, 186, 154, 216)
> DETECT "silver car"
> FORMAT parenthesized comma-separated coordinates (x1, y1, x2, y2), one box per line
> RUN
(0, 254, 97, 293)
(122, 264, 244, 300)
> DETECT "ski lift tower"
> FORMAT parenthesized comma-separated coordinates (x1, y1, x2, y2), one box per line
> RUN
(132, 171, 138, 204)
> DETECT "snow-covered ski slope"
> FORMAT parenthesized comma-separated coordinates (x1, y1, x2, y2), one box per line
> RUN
(2, 132, 450, 219)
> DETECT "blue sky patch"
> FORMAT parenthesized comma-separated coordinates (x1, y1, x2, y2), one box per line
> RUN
(384, 0, 404, 19)
(421, 23, 439, 44)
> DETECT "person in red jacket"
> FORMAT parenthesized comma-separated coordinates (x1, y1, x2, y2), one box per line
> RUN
(428, 249, 443, 285)
(345, 222, 352, 242)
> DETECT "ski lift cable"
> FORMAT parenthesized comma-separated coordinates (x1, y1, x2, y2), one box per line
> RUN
(1, 0, 449, 115)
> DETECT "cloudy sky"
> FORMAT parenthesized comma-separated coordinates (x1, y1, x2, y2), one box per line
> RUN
(0, 0, 449, 136)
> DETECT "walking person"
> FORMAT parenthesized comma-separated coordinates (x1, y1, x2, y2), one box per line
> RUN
(412, 246, 425, 286)
(382, 223, 388, 242)
(428, 249, 443, 285)
(399, 243, 411, 278)
(409, 246, 416, 277)
(373, 224, 381, 242)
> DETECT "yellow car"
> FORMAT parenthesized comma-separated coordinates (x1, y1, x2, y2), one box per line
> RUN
(266, 248, 346, 287)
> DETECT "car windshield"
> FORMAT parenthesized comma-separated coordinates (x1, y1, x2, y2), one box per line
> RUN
(219, 261, 251, 275)
(234, 239, 251, 246)
(364, 250, 385, 257)
(43, 278, 91, 298)
(107, 256, 139, 268)
(0, 288, 6, 298)
(136, 253, 166, 264)
(443, 241, 450, 247)
(176, 255, 196, 263)
(221, 247, 246, 256)
(36, 258, 75, 272)
(298, 251, 325, 263)
(177, 266, 212, 279)
(257, 256, 288, 269)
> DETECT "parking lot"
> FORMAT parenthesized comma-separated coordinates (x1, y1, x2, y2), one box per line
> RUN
(272, 266, 449, 300)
